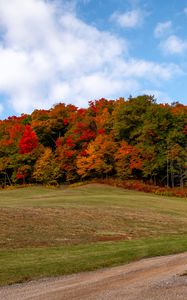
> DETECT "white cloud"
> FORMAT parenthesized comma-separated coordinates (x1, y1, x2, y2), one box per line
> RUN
(0, 0, 56, 49)
(160, 35, 187, 55)
(0, 0, 182, 114)
(111, 9, 145, 28)
(0, 103, 3, 115)
(154, 21, 187, 56)
(154, 21, 172, 38)
(114, 59, 181, 81)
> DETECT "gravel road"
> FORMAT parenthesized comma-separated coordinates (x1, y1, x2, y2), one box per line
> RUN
(1, 252, 187, 300)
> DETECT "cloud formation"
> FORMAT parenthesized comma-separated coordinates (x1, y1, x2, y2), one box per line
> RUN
(0, 103, 3, 115)
(0, 0, 182, 115)
(154, 20, 187, 56)
(111, 9, 145, 28)
(154, 21, 172, 38)
(160, 35, 187, 55)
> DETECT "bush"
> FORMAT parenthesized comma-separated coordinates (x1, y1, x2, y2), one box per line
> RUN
(96, 178, 187, 198)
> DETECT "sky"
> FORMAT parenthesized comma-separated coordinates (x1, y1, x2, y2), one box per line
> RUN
(0, 0, 187, 119)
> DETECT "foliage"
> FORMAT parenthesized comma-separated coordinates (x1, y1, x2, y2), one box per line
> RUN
(97, 178, 187, 197)
(76, 134, 116, 178)
(19, 125, 38, 154)
(0, 96, 186, 189)
(33, 148, 61, 184)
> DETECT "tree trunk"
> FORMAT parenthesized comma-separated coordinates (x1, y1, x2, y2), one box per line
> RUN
(170, 160, 175, 188)
(167, 156, 169, 188)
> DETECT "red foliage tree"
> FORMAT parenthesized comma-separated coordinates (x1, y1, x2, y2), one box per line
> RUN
(19, 125, 38, 154)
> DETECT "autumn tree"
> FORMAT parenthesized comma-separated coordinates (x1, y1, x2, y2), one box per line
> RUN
(114, 141, 142, 179)
(19, 125, 38, 154)
(76, 134, 116, 179)
(112, 95, 154, 142)
(0, 97, 186, 188)
(33, 148, 61, 184)
(55, 136, 78, 182)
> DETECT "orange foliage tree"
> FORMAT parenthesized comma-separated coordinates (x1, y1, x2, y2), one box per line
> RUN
(76, 134, 116, 178)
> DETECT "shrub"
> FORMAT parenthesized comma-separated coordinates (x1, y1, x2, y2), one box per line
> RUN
(96, 178, 187, 198)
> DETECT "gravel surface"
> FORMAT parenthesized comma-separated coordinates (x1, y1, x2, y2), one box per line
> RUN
(1, 252, 187, 300)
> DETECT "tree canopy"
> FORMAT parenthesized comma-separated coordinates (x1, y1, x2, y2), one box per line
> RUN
(0, 96, 186, 187)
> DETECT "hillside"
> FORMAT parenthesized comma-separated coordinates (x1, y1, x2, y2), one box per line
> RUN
(0, 183, 187, 285)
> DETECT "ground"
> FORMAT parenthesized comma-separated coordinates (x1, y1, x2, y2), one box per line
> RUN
(1, 252, 187, 299)
(0, 183, 187, 286)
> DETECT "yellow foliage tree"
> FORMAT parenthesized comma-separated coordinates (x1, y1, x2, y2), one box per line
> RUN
(33, 148, 61, 184)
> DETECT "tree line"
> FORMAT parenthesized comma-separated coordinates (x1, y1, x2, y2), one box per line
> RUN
(0, 95, 186, 188)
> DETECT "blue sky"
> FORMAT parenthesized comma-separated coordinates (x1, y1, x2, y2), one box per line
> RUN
(0, 0, 187, 119)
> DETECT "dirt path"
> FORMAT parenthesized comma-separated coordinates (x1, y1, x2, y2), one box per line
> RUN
(1, 252, 187, 300)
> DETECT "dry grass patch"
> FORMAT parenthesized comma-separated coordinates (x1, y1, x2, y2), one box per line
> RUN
(1, 205, 187, 248)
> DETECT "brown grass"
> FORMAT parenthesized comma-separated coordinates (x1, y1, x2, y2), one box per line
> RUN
(1, 205, 187, 249)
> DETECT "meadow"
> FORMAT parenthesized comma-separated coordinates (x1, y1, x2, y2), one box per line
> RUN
(0, 183, 187, 285)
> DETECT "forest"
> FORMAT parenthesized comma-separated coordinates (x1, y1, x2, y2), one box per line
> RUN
(0, 95, 186, 189)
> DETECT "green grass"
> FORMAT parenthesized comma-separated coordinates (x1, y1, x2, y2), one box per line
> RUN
(1, 236, 187, 286)
(0, 183, 187, 285)
(0, 184, 186, 215)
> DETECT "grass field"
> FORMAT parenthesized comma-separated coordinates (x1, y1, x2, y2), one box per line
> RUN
(0, 183, 187, 285)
